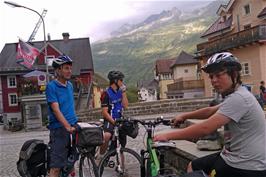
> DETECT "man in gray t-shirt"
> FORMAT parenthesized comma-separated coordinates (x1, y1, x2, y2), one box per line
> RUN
(154, 52, 266, 177)
(219, 86, 266, 171)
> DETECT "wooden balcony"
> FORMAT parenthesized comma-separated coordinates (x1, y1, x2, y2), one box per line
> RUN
(168, 79, 204, 91)
(196, 25, 266, 57)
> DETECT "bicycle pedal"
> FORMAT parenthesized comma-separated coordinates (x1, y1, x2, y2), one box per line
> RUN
(108, 160, 115, 168)
(70, 171, 75, 177)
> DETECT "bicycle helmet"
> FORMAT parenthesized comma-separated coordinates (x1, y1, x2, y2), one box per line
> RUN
(107, 71, 125, 83)
(52, 55, 73, 69)
(202, 52, 241, 73)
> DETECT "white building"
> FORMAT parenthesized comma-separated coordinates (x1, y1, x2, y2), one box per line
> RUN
(137, 79, 158, 102)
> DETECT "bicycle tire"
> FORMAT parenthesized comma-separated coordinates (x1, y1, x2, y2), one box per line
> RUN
(98, 147, 142, 177)
(79, 154, 98, 177)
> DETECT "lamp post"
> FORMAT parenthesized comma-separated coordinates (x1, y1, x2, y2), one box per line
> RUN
(4, 1, 49, 84)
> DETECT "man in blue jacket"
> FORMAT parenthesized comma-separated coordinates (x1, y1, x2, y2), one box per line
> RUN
(97, 70, 128, 160)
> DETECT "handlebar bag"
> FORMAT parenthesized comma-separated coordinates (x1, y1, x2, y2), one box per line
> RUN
(77, 123, 104, 147)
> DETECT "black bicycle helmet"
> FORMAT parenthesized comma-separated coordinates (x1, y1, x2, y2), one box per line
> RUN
(107, 71, 124, 83)
(52, 55, 72, 69)
(202, 52, 241, 73)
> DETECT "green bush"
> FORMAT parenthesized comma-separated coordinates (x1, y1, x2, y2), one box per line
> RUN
(126, 86, 138, 103)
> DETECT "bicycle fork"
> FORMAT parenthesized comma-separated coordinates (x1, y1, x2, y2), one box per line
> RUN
(140, 149, 148, 177)
(113, 126, 124, 174)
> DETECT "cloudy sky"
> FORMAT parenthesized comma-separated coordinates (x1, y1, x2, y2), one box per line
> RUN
(0, 0, 214, 51)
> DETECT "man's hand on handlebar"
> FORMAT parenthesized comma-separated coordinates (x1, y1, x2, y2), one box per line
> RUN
(66, 125, 76, 133)
(171, 115, 185, 127)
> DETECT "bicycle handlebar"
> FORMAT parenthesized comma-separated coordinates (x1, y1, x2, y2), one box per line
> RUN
(117, 117, 171, 127)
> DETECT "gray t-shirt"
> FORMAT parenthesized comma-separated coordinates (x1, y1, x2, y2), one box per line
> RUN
(218, 86, 266, 171)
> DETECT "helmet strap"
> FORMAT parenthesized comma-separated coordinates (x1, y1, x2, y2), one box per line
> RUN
(115, 82, 120, 91)
(221, 70, 240, 97)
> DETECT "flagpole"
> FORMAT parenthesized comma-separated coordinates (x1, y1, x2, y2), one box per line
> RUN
(4, 1, 49, 84)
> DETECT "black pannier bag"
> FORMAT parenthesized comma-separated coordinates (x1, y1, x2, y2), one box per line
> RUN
(76, 122, 104, 148)
(17, 139, 48, 177)
(120, 120, 139, 139)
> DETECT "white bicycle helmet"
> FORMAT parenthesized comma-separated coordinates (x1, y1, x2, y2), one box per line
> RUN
(202, 52, 241, 73)
(52, 55, 72, 69)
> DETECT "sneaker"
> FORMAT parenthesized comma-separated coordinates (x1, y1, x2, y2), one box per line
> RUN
(196, 140, 222, 151)
(115, 166, 129, 176)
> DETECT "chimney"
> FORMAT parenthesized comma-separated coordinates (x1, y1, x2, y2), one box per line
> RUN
(62, 32, 70, 42)
(47, 33, 51, 41)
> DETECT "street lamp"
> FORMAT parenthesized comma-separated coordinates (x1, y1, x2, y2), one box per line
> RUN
(4, 1, 49, 83)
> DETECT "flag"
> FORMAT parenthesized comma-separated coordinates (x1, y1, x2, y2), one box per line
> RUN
(16, 39, 40, 69)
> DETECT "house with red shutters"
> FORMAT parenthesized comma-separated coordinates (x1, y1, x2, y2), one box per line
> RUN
(0, 33, 94, 130)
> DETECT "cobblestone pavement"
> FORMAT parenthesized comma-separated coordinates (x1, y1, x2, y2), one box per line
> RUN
(0, 118, 173, 177)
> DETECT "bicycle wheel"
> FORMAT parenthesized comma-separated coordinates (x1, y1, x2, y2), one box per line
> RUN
(79, 154, 98, 177)
(98, 147, 142, 177)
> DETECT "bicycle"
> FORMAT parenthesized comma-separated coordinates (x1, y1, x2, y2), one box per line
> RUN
(50, 122, 102, 177)
(76, 122, 104, 177)
(134, 117, 178, 177)
(98, 119, 143, 177)
(46, 132, 98, 177)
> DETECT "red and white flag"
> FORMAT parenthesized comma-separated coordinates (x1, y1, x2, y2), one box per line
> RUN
(16, 39, 40, 69)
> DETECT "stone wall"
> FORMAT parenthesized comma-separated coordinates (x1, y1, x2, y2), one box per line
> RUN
(77, 98, 213, 121)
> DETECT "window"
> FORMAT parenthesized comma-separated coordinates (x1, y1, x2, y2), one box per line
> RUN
(8, 93, 18, 106)
(220, 15, 226, 23)
(244, 24, 251, 30)
(7, 76, 16, 88)
(244, 4, 250, 15)
(184, 69, 188, 73)
(241, 62, 250, 75)
(29, 106, 39, 118)
(160, 73, 172, 80)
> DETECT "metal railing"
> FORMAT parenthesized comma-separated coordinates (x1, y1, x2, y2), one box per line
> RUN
(197, 25, 266, 57)
(167, 79, 204, 91)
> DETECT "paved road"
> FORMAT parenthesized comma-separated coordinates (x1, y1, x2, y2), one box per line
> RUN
(0, 119, 173, 177)
(0, 127, 49, 177)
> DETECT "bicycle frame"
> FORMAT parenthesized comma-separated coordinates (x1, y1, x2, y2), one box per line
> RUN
(147, 137, 161, 176)
(138, 118, 172, 177)
(99, 119, 143, 176)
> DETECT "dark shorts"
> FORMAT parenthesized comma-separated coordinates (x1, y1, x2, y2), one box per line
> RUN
(49, 127, 70, 168)
(192, 152, 266, 177)
(103, 120, 127, 147)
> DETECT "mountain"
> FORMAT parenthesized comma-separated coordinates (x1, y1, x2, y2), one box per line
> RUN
(92, 0, 227, 85)
(110, 7, 182, 37)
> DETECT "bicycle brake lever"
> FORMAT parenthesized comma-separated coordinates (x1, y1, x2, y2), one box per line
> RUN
(162, 119, 171, 126)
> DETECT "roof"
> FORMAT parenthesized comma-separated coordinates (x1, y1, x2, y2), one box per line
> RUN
(170, 51, 197, 68)
(137, 79, 158, 89)
(93, 72, 109, 88)
(258, 7, 266, 18)
(201, 15, 232, 38)
(155, 58, 175, 74)
(216, 0, 235, 15)
(0, 37, 94, 75)
(23, 70, 47, 78)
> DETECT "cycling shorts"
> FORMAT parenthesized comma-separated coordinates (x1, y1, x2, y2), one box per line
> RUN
(49, 127, 70, 168)
(103, 120, 127, 147)
(192, 152, 266, 177)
